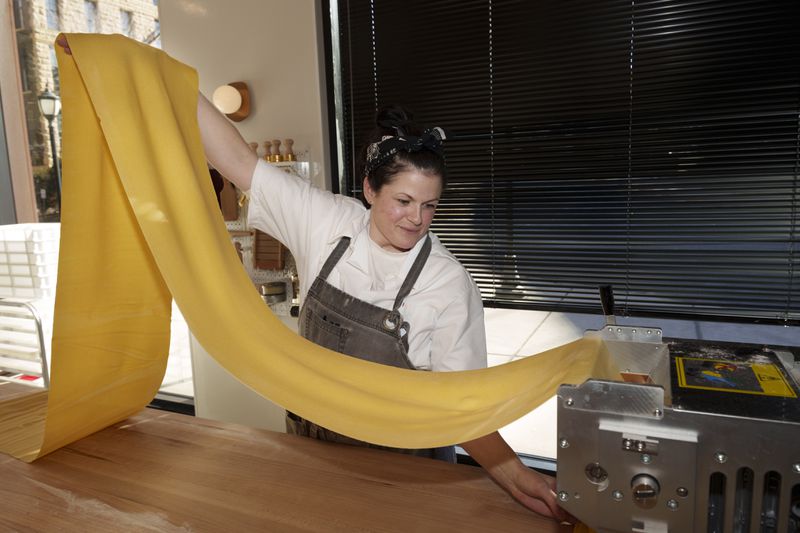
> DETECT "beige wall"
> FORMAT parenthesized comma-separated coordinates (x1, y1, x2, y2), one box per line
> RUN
(159, 0, 330, 188)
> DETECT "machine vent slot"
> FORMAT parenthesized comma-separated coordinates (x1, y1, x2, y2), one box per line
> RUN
(708, 472, 727, 533)
(788, 484, 799, 533)
(760, 471, 781, 533)
(733, 467, 754, 533)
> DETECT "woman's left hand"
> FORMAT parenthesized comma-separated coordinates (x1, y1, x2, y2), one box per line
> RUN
(56, 34, 72, 55)
(505, 464, 569, 521)
(460, 431, 572, 523)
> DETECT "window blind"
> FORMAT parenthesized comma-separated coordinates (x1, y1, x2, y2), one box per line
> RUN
(334, 0, 800, 324)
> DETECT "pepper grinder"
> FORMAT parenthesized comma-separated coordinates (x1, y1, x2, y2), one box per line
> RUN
(284, 139, 296, 161)
(271, 139, 282, 162)
(263, 141, 273, 161)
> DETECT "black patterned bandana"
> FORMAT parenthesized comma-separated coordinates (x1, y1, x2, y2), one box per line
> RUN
(364, 127, 448, 176)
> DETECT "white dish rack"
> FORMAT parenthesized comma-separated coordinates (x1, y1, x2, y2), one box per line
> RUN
(0, 223, 59, 387)
(0, 298, 51, 387)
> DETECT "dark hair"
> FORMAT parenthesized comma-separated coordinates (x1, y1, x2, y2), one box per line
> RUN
(358, 105, 447, 206)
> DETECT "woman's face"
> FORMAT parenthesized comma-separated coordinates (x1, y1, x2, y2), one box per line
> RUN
(363, 169, 443, 252)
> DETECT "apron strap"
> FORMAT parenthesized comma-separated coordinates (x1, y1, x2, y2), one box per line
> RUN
(392, 234, 432, 311)
(317, 237, 351, 281)
(314, 234, 431, 334)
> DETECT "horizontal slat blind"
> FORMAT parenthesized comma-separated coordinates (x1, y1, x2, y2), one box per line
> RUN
(336, 0, 799, 324)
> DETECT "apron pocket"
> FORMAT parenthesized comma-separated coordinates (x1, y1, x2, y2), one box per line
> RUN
(303, 307, 350, 353)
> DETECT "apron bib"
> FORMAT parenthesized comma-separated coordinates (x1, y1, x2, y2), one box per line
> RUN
(286, 235, 456, 462)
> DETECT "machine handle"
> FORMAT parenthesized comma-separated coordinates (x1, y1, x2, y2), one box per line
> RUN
(599, 285, 616, 325)
(599, 285, 615, 316)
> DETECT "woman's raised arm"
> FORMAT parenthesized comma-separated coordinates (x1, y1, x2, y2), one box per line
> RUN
(196, 93, 257, 190)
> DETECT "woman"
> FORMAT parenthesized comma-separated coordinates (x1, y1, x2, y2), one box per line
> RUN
(200, 96, 567, 521)
(56, 34, 567, 522)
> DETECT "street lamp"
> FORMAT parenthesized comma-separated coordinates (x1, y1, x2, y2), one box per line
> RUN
(37, 86, 62, 209)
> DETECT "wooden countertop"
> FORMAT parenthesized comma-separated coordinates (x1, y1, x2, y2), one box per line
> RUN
(0, 382, 570, 532)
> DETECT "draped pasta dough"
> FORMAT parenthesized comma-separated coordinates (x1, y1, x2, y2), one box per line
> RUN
(0, 34, 619, 462)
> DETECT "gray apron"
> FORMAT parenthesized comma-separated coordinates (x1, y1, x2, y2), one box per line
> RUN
(286, 235, 456, 463)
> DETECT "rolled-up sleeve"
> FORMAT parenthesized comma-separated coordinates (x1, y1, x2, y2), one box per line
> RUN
(247, 159, 362, 258)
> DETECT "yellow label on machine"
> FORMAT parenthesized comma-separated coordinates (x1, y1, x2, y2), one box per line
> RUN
(676, 357, 797, 398)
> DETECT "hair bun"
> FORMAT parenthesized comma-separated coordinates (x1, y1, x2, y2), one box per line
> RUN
(376, 105, 415, 135)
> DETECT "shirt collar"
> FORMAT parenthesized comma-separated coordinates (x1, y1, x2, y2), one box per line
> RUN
(329, 211, 428, 276)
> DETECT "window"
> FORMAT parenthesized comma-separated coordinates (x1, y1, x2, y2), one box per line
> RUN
(12, 0, 23, 29)
(17, 47, 29, 92)
(48, 45, 59, 93)
(12, 0, 169, 224)
(5, 0, 192, 399)
(333, 0, 800, 324)
(84, 1, 97, 33)
(120, 9, 133, 37)
(45, 0, 58, 30)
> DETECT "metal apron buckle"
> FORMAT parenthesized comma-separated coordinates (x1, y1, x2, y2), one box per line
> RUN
(382, 310, 401, 332)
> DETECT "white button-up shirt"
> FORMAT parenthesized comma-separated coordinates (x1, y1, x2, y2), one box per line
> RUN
(247, 160, 487, 371)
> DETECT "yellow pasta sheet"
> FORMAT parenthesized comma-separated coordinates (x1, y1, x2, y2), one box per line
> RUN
(0, 34, 619, 462)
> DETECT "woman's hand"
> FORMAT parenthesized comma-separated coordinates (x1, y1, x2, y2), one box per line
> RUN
(460, 431, 572, 522)
(56, 34, 72, 55)
(504, 464, 570, 521)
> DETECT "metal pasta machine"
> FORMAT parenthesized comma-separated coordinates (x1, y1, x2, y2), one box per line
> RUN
(556, 287, 800, 532)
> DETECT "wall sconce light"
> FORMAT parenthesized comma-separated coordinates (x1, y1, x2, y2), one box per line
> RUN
(212, 81, 250, 122)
